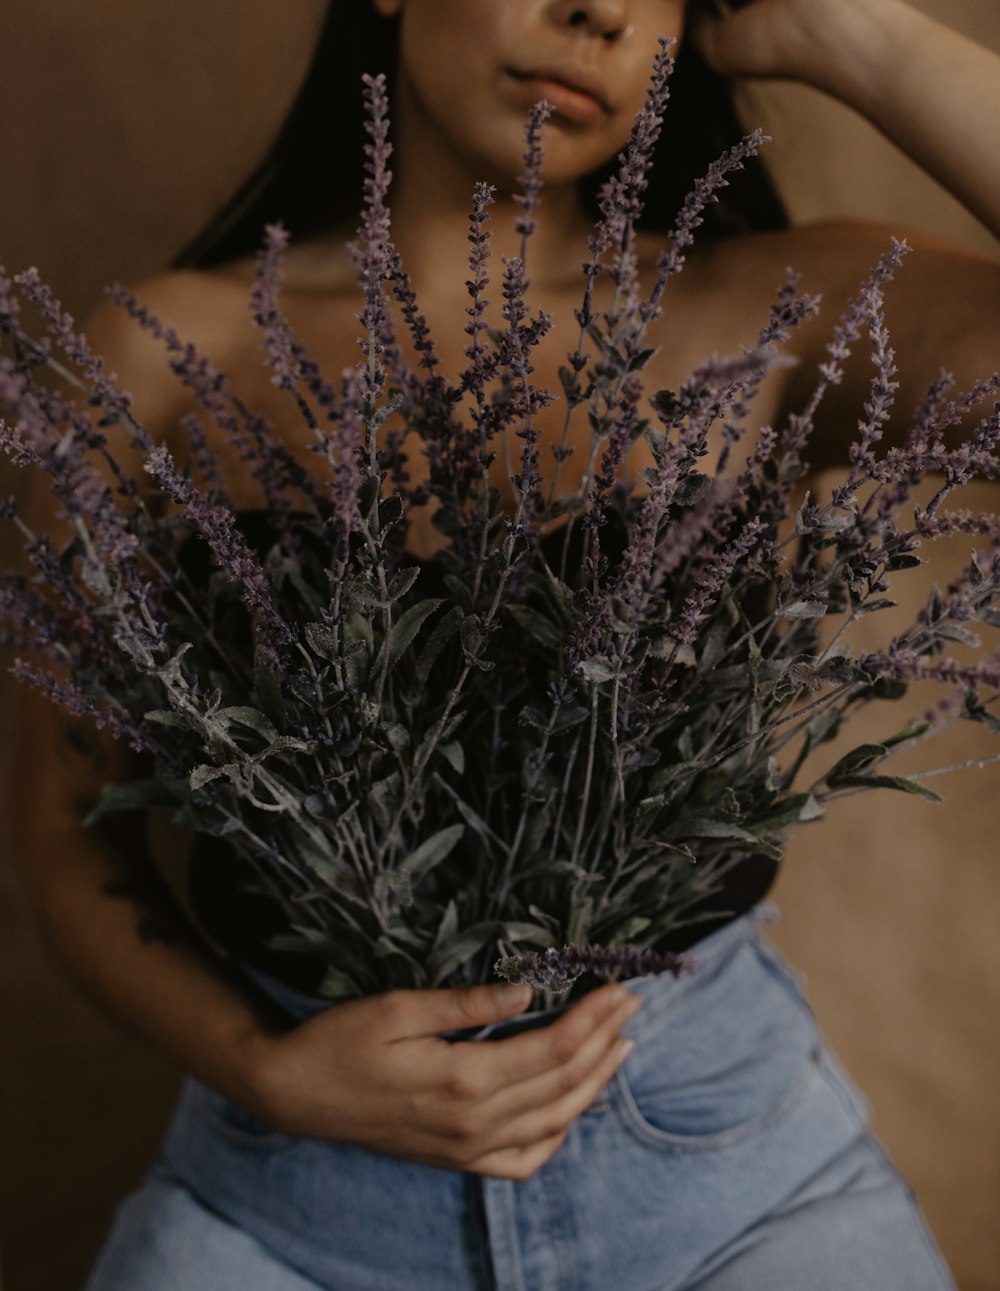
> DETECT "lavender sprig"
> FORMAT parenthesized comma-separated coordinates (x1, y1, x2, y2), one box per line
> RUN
(494, 942, 692, 992)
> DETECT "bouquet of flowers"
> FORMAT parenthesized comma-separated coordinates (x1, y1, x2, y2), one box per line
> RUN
(4, 41, 1000, 1010)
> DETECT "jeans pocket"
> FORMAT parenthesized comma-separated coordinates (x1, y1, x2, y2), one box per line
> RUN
(190, 1078, 294, 1151)
(610, 935, 822, 1153)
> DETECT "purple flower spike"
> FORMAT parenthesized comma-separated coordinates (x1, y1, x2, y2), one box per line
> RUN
(143, 443, 295, 654)
(514, 99, 555, 268)
(494, 941, 692, 992)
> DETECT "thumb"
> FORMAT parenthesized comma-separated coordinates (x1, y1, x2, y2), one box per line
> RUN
(407, 982, 534, 1036)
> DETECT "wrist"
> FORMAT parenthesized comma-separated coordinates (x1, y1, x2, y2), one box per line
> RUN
(796, 0, 921, 109)
(230, 1015, 291, 1122)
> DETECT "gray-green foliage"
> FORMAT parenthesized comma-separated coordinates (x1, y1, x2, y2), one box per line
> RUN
(4, 59, 1000, 1010)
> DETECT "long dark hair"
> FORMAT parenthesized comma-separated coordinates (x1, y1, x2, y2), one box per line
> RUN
(171, 3, 788, 271)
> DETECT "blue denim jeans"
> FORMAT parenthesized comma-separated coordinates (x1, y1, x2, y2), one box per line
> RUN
(83, 902, 957, 1290)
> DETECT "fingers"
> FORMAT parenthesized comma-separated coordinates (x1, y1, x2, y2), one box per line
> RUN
(463, 1126, 569, 1183)
(375, 982, 532, 1043)
(482, 989, 642, 1121)
(463, 1035, 635, 1180)
(435, 992, 640, 1169)
(440, 982, 636, 1094)
(486, 1030, 636, 1154)
(379, 981, 643, 1181)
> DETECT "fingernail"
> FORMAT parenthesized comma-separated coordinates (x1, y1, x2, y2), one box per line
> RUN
(495, 983, 531, 1008)
(616, 1038, 635, 1061)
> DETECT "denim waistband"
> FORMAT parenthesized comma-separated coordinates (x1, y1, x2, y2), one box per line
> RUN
(236, 900, 780, 1042)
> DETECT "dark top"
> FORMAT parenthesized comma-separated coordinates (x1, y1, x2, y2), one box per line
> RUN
(181, 510, 780, 997)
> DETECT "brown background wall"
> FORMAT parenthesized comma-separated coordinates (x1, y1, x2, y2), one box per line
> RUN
(2, 2, 999, 1288)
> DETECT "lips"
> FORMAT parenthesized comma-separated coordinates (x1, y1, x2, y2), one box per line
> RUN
(508, 65, 612, 117)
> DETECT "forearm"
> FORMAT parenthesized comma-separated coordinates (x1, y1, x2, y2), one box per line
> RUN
(22, 826, 286, 1116)
(804, 0, 1000, 239)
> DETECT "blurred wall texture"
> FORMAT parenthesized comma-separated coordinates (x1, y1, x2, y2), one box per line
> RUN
(2, 2, 999, 1288)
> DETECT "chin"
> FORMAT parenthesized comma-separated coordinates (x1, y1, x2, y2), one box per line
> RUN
(473, 121, 616, 192)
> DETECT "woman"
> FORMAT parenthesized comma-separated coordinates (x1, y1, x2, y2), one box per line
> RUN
(10, 1, 1000, 1286)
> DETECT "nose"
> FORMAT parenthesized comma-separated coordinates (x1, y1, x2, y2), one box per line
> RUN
(548, 0, 634, 43)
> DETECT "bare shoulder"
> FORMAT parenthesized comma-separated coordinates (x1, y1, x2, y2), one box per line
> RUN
(641, 217, 999, 308)
(81, 266, 255, 442)
(700, 217, 1000, 327)
(640, 217, 1000, 377)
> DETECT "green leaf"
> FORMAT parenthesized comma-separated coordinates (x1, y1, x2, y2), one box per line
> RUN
(577, 656, 616, 683)
(536, 558, 576, 628)
(501, 921, 557, 949)
(833, 775, 942, 803)
(399, 823, 465, 880)
(316, 965, 364, 1000)
(505, 603, 563, 650)
(303, 621, 338, 662)
(144, 709, 196, 731)
(262, 735, 313, 758)
(428, 922, 501, 987)
(381, 722, 410, 753)
(292, 837, 361, 890)
(215, 706, 280, 743)
(780, 599, 828, 620)
(558, 364, 582, 402)
(368, 771, 402, 833)
(372, 935, 426, 975)
(433, 772, 507, 854)
(373, 597, 445, 680)
(342, 575, 390, 613)
(882, 721, 930, 749)
(826, 743, 888, 784)
(660, 816, 765, 846)
(607, 915, 652, 948)
(551, 705, 589, 733)
(83, 778, 180, 826)
(566, 892, 594, 946)
(343, 609, 373, 651)
(439, 740, 465, 774)
(378, 494, 404, 535)
(386, 565, 421, 601)
(752, 793, 825, 831)
(415, 604, 464, 684)
(965, 704, 1000, 736)
(385, 869, 415, 908)
(190, 763, 233, 791)
(886, 553, 924, 571)
(933, 623, 981, 646)
(431, 899, 459, 958)
(459, 614, 495, 671)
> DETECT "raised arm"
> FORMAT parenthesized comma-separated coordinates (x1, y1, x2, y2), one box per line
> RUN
(694, 0, 1000, 241)
(690, 0, 1000, 470)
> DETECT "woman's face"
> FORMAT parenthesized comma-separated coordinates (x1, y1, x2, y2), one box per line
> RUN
(374, 0, 686, 190)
